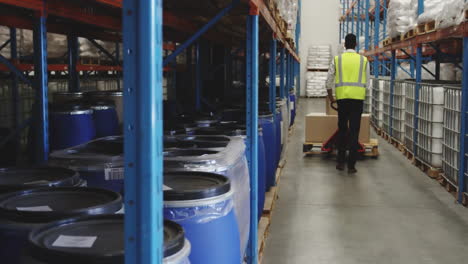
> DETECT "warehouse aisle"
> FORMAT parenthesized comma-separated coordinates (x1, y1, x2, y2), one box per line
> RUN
(263, 98, 468, 264)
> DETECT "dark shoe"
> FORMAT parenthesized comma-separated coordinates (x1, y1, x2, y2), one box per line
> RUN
(336, 163, 345, 171)
(348, 167, 357, 174)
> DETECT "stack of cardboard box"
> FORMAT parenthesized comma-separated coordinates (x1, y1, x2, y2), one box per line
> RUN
(305, 97, 371, 144)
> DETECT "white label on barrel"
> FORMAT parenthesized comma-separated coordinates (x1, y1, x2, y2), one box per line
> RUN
(52, 235, 97, 248)
(104, 168, 124, 181)
(290, 101, 294, 110)
(17, 206, 52, 212)
(163, 185, 173, 190)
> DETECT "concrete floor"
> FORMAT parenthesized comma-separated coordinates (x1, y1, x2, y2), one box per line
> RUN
(263, 98, 468, 264)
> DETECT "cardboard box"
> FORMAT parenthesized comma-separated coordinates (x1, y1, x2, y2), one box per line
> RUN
(305, 113, 371, 143)
(325, 96, 338, 115)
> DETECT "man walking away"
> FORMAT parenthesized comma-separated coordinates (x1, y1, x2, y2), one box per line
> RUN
(326, 34, 370, 174)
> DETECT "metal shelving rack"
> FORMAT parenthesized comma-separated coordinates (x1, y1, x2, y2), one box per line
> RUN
(340, 0, 468, 204)
(0, 0, 300, 263)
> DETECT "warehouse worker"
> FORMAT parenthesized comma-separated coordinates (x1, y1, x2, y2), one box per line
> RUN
(326, 34, 370, 174)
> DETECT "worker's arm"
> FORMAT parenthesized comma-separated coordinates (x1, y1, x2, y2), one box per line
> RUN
(326, 58, 336, 103)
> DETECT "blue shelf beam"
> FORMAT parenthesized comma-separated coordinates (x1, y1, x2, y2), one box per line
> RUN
(246, 7, 259, 264)
(10, 27, 20, 165)
(32, 6, 49, 165)
(163, 0, 240, 67)
(123, 0, 164, 263)
(389, 50, 396, 137)
(459, 37, 468, 202)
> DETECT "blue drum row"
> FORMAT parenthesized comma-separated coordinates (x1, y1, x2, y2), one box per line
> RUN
(0, 167, 193, 264)
(49, 91, 122, 151)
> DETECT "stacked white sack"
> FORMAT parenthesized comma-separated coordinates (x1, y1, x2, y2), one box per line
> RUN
(418, 0, 464, 29)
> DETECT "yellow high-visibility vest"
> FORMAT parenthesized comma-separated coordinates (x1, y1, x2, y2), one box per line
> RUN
(334, 52, 368, 100)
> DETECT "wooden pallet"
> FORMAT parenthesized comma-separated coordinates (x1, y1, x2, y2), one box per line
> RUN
(259, 152, 286, 263)
(403, 28, 416, 40)
(303, 138, 379, 158)
(371, 123, 383, 136)
(383, 37, 392, 47)
(438, 173, 458, 198)
(288, 124, 295, 136)
(402, 147, 414, 161)
(258, 216, 271, 264)
(263, 167, 282, 216)
(413, 157, 441, 179)
(380, 131, 405, 151)
(392, 35, 403, 44)
(417, 21, 436, 35)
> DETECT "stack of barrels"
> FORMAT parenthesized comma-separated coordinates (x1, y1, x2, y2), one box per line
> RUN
(22, 89, 297, 263)
(0, 167, 192, 264)
(50, 91, 123, 151)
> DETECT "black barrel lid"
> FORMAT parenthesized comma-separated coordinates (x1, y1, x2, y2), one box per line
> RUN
(179, 135, 230, 148)
(60, 136, 123, 157)
(163, 220, 186, 257)
(193, 127, 228, 136)
(164, 149, 219, 158)
(28, 214, 123, 264)
(0, 167, 80, 192)
(89, 100, 115, 108)
(51, 103, 90, 113)
(0, 187, 122, 223)
(164, 171, 231, 200)
(86, 90, 123, 97)
(164, 140, 197, 149)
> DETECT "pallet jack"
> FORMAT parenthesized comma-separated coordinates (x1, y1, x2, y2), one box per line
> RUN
(303, 101, 379, 157)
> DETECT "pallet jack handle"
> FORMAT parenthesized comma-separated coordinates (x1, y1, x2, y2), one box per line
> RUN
(330, 101, 338, 111)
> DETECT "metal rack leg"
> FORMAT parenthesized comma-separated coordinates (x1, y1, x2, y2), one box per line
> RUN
(123, 0, 164, 263)
(33, 8, 49, 164)
(389, 50, 396, 137)
(246, 10, 259, 264)
(413, 44, 423, 156)
(458, 37, 468, 202)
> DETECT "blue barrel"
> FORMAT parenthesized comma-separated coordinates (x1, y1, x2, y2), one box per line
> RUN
(274, 107, 282, 167)
(289, 90, 296, 126)
(0, 167, 81, 195)
(86, 90, 124, 126)
(163, 220, 192, 264)
(24, 216, 190, 264)
(194, 125, 266, 220)
(49, 105, 96, 151)
(0, 187, 122, 264)
(49, 136, 124, 193)
(164, 172, 240, 264)
(259, 113, 277, 190)
(91, 104, 120, 138)
(163, 139, 250, 257)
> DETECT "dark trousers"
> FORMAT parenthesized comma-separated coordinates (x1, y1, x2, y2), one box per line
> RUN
(337, 99, 364, 168)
